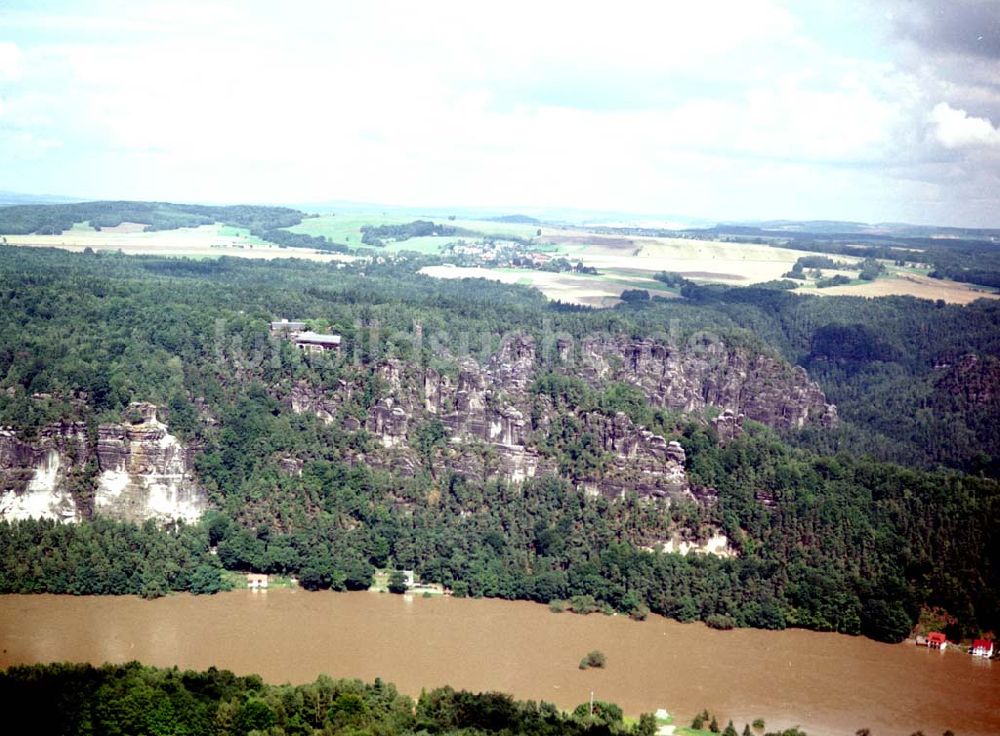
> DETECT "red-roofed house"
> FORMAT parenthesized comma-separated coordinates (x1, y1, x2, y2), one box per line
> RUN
(927, 632, 948, 650)
(971, 639, 994, 658)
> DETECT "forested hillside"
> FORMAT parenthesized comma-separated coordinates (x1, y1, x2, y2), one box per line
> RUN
(0, 244, 997, 643)
(0, 201, 350, 252)
(0, 201, 302, 234)
(678, 282, 1000, 473)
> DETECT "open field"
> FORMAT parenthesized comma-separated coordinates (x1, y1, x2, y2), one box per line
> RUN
(288, 213, 413, 246)
(5, 213, 994, 304)
(287, 213, 542, 253)
(543, 232, 813, 282)
(289, 215, 994, 304)
(419, 265, 677, 307)
(2, 223, 355, 262)
(419, 231, 810, 305)
(536, 231, 998, 304)
(797, 272, 999, 304)
(374, 235, 458, 254)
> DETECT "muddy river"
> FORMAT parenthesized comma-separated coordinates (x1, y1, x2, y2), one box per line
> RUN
(1, 590, 996, 735)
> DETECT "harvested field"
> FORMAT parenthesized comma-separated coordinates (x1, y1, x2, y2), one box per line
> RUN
(799, 273, 998, 305)
(547, 234, 635, 248)
(547, 234, 808, 283)
(3, 224, 355, 262)
(419, 265, 676, 307)
(673, 271, 748, 281)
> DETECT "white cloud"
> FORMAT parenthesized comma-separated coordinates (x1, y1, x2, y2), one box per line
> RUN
(929, 101, 1000, 148)
(0, 0, 998, 224)
(647, 70, 907, 163)
(0, 42, 23, 81)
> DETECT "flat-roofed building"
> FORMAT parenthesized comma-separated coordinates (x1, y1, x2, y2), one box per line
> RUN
(294, 331, 342, 354)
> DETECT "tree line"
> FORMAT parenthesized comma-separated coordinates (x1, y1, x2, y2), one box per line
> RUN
(0, 662, 662, 736)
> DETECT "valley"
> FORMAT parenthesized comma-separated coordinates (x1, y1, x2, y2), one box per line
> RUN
(0, 234, 996, 646)
(4, 2, 1000, 733)
(3, 590, 999, 736)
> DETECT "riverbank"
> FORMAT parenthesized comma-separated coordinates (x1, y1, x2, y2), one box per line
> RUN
(1, 590, 995, 736)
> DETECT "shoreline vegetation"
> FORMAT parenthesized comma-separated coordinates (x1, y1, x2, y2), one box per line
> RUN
(0, 661, 812, 736)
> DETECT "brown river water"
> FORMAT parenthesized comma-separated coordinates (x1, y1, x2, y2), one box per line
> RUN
(1, 590, 997, 736)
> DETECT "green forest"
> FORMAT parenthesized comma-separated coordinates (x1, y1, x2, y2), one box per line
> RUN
(0, 201, 351, 253)
(1, 662, 814, 736)
(0, 201, 303, 235)
(0, 241, 997, 643)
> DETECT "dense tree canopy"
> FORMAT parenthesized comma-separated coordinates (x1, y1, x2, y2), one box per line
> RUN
(0, 662, 654, 736)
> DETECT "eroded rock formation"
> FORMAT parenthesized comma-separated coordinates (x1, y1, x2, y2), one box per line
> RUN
(577, 336, 837, 429)
(0, 424, 84, 522)
(286, 333, 835, 502)
(0, 403, 206, 524)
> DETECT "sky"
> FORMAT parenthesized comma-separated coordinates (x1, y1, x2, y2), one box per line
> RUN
(1, 0, 999, 227)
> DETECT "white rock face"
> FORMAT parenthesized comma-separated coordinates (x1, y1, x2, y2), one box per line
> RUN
(0, 403, 207, 524)
(659, 532, 736, 559)
(0, 450, 79, 521)
(94, 404, 206, 524)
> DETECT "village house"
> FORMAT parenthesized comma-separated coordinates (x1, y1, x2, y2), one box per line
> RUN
(971, 638, 994, 657)
(915, 632, 949, 649)
(293, 331, 342, 354)
(269, 318, 342, 354)
(246, 573, 269, 590)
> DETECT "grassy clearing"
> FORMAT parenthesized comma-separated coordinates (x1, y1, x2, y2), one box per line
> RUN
(221, 571, 298, 589)
(367, 569, 445, 595)
(286, 213, 541, 254)
(379, 235, 457, 255)
(286, 214, 458, 254)
(216, 224, 270, 245)
(287, 213, 413, 245)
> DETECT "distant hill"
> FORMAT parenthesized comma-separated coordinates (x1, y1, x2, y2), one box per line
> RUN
(0, 200, 304, 235)
(488, 214, 542, 224)
(721, 219, 1000, 240)
(0, 191, 84, 206)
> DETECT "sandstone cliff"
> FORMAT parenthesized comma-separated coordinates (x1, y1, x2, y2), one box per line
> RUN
(2, 334, 834, 519)
(0, 403, 206, 524)
(286, 333, 835, 501)
(576, 336, 837, 430)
